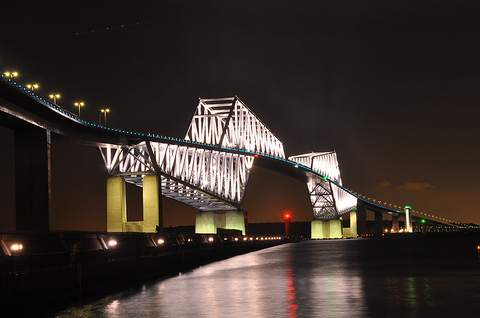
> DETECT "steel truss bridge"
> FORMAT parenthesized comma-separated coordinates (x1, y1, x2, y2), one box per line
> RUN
(0, 74, 458, 233)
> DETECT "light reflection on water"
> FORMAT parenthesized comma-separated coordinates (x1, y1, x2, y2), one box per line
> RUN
(54, 237, 480, 317)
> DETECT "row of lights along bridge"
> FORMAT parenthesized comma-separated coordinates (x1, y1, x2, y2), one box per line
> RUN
(4, 71, 480, 230)
(3, 71, 111, 125)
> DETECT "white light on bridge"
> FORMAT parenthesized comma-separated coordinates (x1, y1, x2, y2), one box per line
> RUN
(26, 84, 39, 91)
(108, 239, 117, 247)
(158, 239, 165, 244)
(49, 94, 60, 104)
(4, 71, 18, 78)
(11, 244, 23, 250)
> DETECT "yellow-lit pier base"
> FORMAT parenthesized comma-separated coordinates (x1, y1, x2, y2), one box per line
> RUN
(195, 210, 247, 235)
(311, 219, 343, 239)
(225, 210, 247, 235)
(107, 177, 127, 232)
(195, 211, 218, 234)
(107, 175, 161, 233)
(142, 175, 160, 233)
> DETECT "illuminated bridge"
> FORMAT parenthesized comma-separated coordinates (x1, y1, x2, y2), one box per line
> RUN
(0, 74, 457, 239)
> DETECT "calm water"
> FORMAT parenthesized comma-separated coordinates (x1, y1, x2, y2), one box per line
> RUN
(52, 235, 480, 317)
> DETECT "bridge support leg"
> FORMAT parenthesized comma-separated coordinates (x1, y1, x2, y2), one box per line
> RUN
(349, 210, 358, 237)
(356, 205, 367, 236)
(143, 175, 162, 233)
(14, 129, 51, 231)
(329, 219, 342, 238)
(106, 177, 126, 232)
(225, 210, 247, 235)
(374, 211, 383, 236)
(195, 211, 218, 234)
(311, 219, 342, 239)
(311, 220, 327, 239)
(392, 214, 399, 233)
(404, 206, 413, 232)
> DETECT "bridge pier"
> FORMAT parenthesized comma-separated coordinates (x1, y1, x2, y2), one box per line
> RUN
(195, 210, 247, 235)
(348, 210, 358, 237)
(106, 177, 127, 232)
(311, 219, 342, 239)
(142, 175, 162, 233)
(404, 206, 413, 232)
(15, 129, 51, 232)
(392, 214, 399, 233)
(374, 210, 383, 236)
(106, 175, 162, 233)
(195, 211, 220, 234)
(356, 205, 368, 236)
(225, 210, 247, 235)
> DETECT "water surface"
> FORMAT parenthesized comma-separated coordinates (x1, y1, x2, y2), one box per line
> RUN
(53, 235, 480, 317)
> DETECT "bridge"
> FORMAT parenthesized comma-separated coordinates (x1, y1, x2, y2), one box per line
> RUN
(0, 73, 460, 239)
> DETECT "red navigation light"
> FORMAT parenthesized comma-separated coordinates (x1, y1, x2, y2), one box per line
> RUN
(284, 212, 291, 238)
(253, 154, 259, 158)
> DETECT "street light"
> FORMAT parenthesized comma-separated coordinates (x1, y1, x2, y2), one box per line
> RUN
(49, 94, 60, 104)
(101, 108, 110, 125)
(26, 84, 39, 91)
(74, 102, 84, 118)
(4, 71, 18, 78)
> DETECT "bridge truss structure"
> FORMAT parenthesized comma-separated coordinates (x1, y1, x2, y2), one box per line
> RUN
(99, 97, 285, 211)
(289, 152, 358, 219)
(185, 97, 285, 158)
(99, 141, 254, 211)
(99, 96, 358, 219)
(1, 73, 461, 232)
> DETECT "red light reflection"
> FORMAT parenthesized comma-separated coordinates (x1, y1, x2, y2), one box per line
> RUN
(285, 255, 298, 317)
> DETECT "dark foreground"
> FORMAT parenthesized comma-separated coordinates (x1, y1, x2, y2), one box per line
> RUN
(0, 231, 287, 317)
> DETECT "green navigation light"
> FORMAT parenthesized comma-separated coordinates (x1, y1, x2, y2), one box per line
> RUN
(421, 219, 426, 223)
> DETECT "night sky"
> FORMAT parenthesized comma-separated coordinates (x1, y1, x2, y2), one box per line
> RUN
(1, 1, 480, 231)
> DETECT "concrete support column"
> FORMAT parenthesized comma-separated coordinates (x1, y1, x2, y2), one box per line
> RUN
(195, 211, 218, 234)
(374, 210, 383, 236)
(349, 210, 358, 237)
(311, 219, 343, 239)
(225, 210, 247, 235)
(329, 219, 343, 238)
(311, 219, 328, 239)
(356, 205, 368, 236)
(14, 129, 51, 231)
(107, 177, 126, 232)
(143, 175, 162, 233)
(404, 206, 413, 233)
(392, 214, 399, 233)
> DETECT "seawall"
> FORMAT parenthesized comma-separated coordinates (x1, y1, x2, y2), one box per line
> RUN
(0, 231, 288, 315)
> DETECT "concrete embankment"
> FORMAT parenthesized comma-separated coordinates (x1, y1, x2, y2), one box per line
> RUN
(0, 231, 287, 314)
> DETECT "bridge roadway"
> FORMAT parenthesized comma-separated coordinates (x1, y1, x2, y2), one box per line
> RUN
(1, 74, 450, 238)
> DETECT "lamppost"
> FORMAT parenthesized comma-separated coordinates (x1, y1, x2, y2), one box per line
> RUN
(74, 102, 84, 118)
(101, 108, 110, 125)
(26, 84, 39, 91)
(49, 94, 60, 104)
(4, 71, 18, 78)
